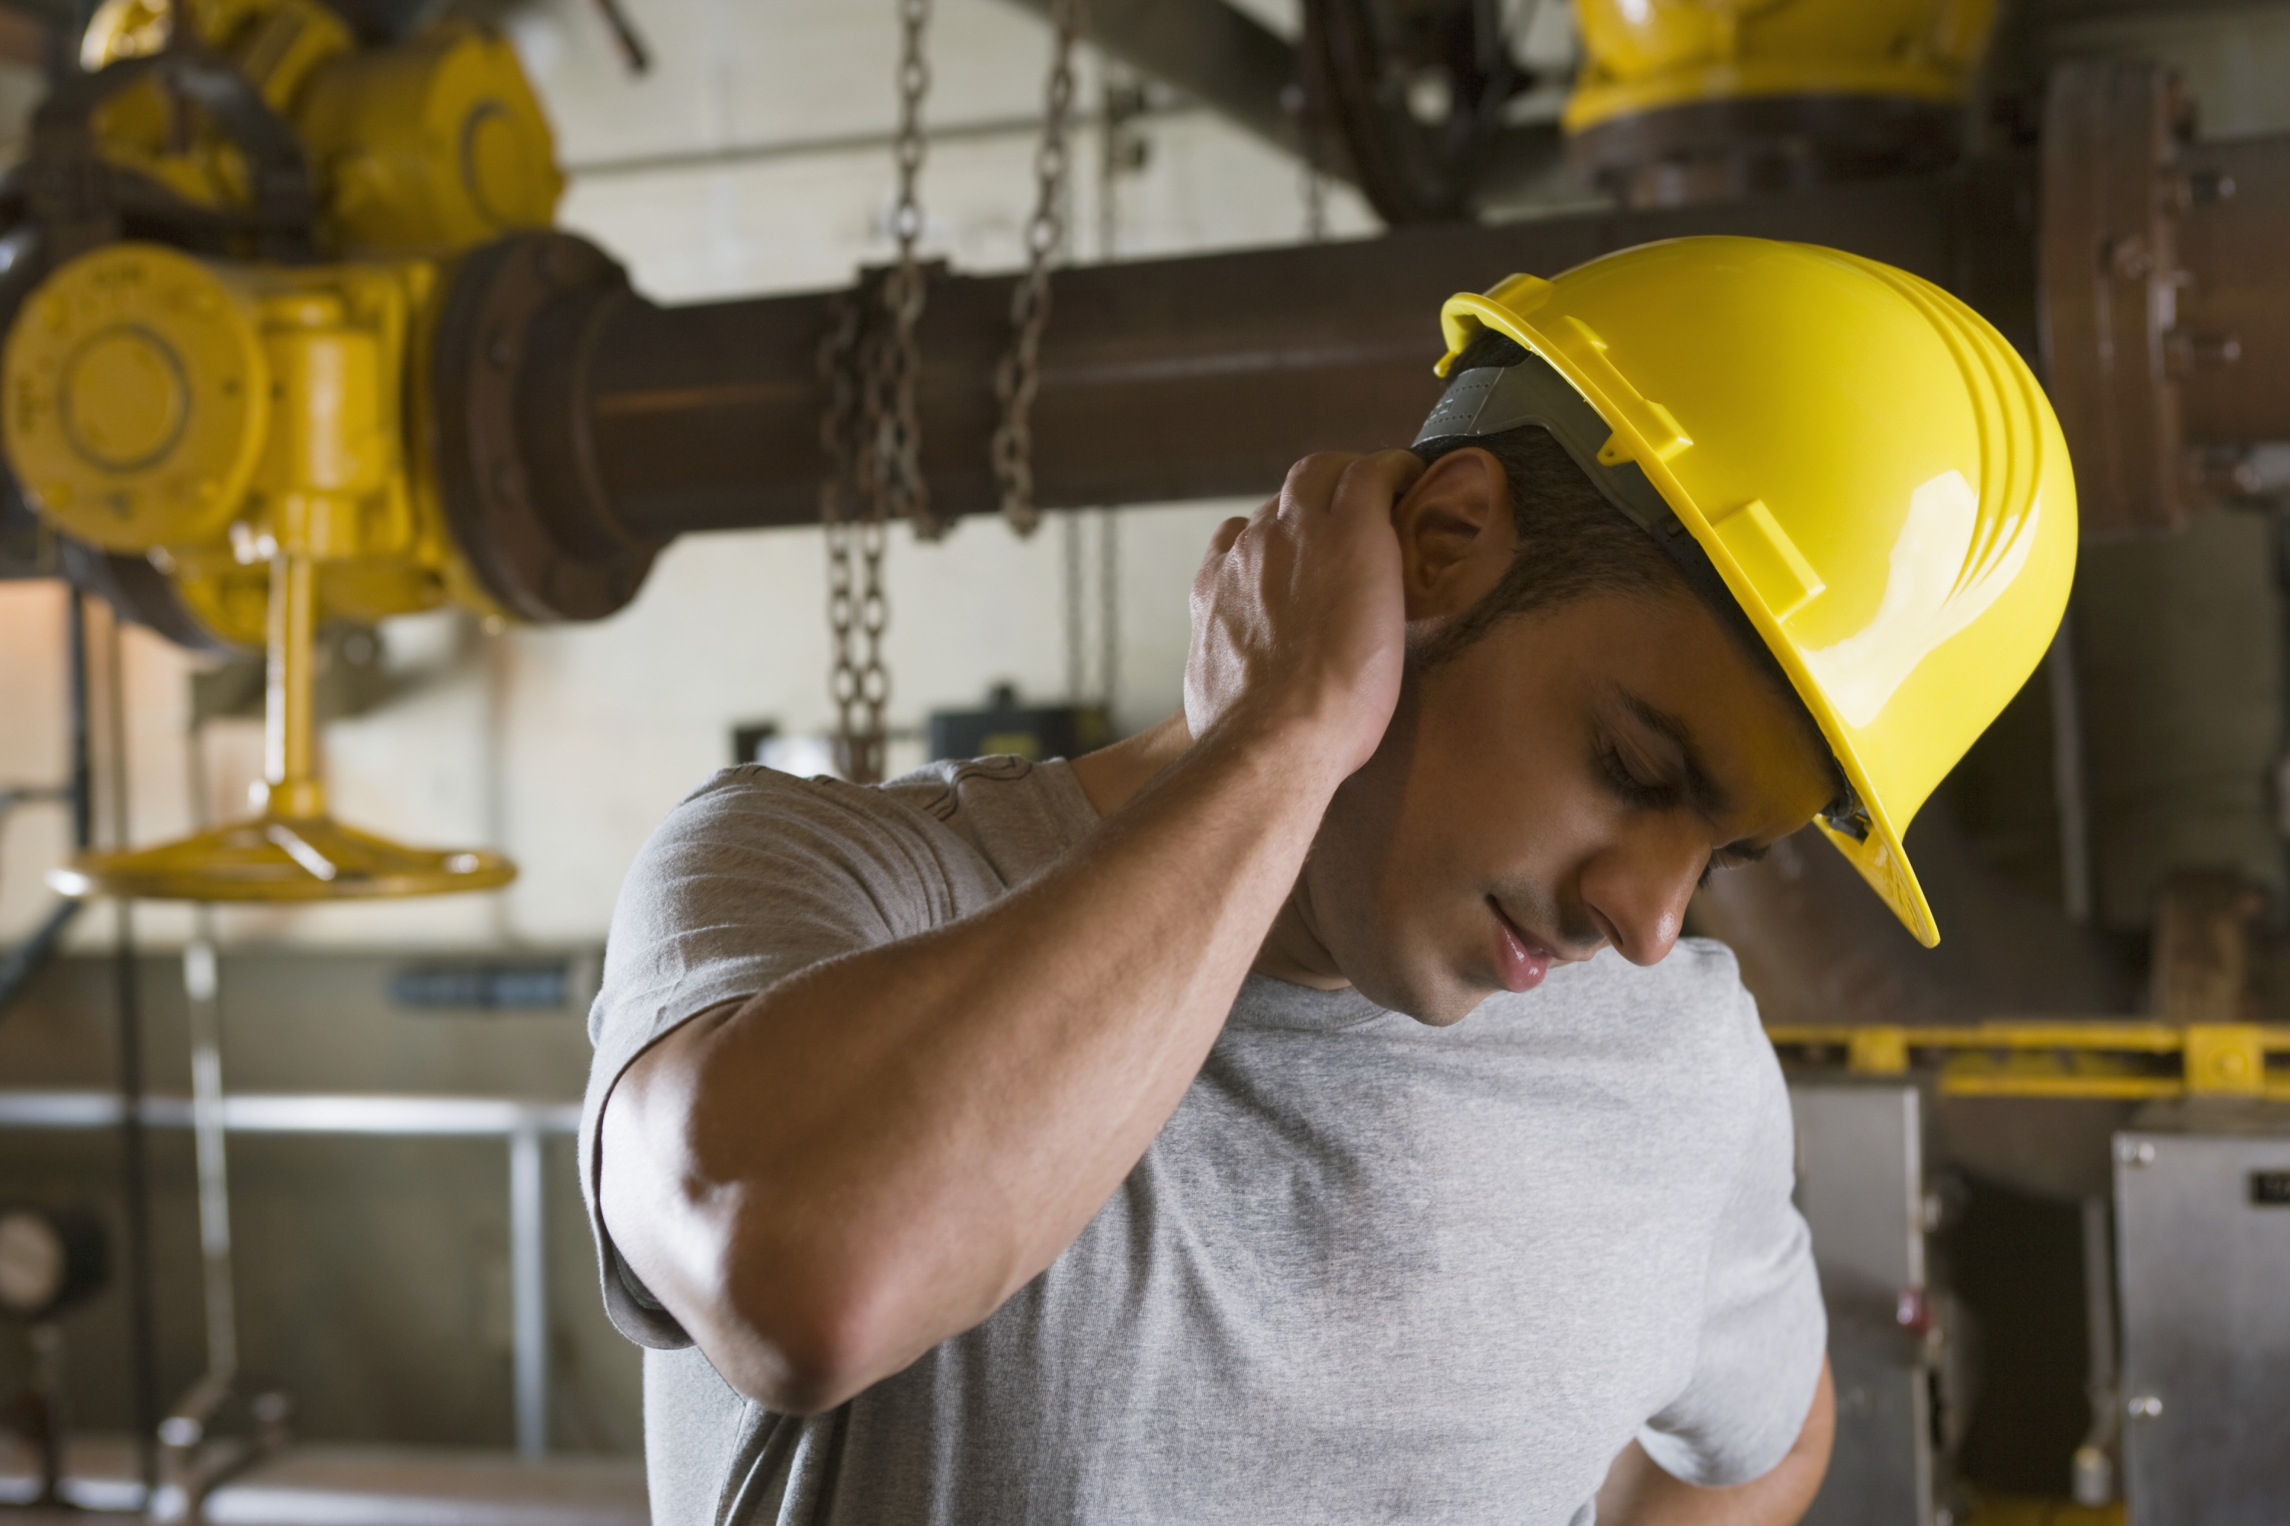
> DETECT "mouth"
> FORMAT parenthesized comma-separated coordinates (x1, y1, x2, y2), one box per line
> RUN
(1486, 897, 1560, 994)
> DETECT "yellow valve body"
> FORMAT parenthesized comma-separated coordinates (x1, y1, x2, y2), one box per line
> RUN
(3, 241, 492, 645)
(1566, 0, 1999, 134)
(81, 0, 561, 257)
(82, 0, 357, 213)
(298, 21, 565, 253)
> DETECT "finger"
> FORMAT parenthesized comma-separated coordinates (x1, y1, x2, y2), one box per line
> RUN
(1192, 517, 1249, 600)
(1275, 452, 1363, 524)
(1327, 449, 1428, 525)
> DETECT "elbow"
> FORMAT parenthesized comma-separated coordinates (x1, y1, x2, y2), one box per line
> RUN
(704, 1230, 923, 1415)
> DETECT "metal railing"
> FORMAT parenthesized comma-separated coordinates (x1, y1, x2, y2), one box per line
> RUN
(1767, 1020, 2290, 1101)
(0, 1090, 581, 1458)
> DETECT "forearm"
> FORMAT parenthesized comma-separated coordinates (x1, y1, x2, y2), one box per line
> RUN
(602, 713, 1346, 1409)
(1597, 1360, 1835, 1526)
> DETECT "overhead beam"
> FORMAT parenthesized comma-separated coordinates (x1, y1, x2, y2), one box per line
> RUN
(993, 0, 1303, 155)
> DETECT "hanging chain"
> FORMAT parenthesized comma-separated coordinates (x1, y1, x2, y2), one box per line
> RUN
(820, 0, 938, 784)
(819, 294, 892, 785)
(1094, 62, 1135, 725)
(872, 0, 940, 542)
(991, 0, 1087, 537)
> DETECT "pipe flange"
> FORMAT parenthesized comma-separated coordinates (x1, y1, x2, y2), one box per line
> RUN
(431, 230, 661, 622)
(2038, 59, 2195, 537)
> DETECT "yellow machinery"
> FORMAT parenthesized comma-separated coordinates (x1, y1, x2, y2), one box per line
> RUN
(4, 0, 559, 897)
(1769, 1020, 2290, 1101)
(1565, 0, 2001, 207)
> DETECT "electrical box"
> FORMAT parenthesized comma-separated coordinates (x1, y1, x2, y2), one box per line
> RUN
(2115, 1105, 2290, 1524)
(1790, 1083, 1946, 1526)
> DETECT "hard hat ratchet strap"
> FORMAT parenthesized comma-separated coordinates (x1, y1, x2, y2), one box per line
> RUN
(1413, 355, 1769, 681)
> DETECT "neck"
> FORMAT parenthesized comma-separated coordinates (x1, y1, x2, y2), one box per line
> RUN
(1254, 881, 1351, 990)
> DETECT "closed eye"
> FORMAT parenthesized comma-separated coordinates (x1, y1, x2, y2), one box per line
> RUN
(1597, 744, 1678, 813)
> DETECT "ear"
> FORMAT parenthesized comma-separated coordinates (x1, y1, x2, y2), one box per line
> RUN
(1392, 447, 1517, 621)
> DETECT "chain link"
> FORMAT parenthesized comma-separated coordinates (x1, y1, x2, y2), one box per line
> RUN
(874, 0, 940, 543)
(818, 293, 891, 784)
(820, 0, 939, 784)
(991, 0, 1087, 537)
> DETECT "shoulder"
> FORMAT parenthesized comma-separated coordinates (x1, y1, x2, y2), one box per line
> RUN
(611, 765, 1001, 946)
(879, 754, 1100, 887)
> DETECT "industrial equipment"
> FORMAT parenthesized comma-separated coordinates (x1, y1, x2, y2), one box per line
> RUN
(1566, 0, 1999, 208)
(0, 1204, 109, 1510)
(2, 0, 556, 899)
(2112, 1105, 2290, 1524)
(1789, 1084, 1957, 1526)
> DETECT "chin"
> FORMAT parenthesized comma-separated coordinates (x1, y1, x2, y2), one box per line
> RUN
(1342, 953, 1487, 1028)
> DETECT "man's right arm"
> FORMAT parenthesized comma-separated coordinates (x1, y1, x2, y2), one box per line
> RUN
(596, 451, 1422, 1415)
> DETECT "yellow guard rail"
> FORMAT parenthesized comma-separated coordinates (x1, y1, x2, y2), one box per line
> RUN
(1765, 1021, 2290, 1102)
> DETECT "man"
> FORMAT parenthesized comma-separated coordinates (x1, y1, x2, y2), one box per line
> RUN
(580, 237, 2075, 1523)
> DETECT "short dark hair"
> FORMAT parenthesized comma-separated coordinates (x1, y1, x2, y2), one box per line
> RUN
(1412, 328, 1691, 669)
(1417, 328, 1853, 815)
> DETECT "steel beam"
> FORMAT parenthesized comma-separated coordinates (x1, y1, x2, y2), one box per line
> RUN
(994, 0, 1301, 153)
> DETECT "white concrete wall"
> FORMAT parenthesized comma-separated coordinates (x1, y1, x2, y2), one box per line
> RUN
(0, 0, 1390, 951)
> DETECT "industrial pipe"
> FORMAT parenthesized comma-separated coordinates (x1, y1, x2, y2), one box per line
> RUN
(451, 156, 2045, 620)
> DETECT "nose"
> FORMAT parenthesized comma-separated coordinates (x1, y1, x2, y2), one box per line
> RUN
(1578, 818, 1707, 966)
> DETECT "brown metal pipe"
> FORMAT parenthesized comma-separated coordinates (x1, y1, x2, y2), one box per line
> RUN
(558, 158, 2036, 545)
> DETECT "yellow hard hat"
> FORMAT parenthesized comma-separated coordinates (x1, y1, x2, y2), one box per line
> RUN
(1421, 236, 2076, 947)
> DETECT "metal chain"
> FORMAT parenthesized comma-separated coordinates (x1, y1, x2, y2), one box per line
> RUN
(819, 294, 892, 784)
(1094, 63, 1130, 725)
(820, 0, 937, 784)
(991, 0, 1088, 537)
(873, 0, 940, 542)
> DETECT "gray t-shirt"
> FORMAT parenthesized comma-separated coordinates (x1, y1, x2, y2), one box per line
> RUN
(579, 757, 1824, 1526)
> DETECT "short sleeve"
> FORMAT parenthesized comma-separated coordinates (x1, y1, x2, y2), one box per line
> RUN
(1636, 999, 1827, 1486)
(576, 767, 1009, 1349)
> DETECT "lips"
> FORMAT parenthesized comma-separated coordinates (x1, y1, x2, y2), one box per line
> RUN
(1488, 897, 1556, 993)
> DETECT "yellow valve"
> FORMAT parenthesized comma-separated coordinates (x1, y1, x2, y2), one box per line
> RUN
(7, 243, 513, 900)
(0, 241, 480, 644)
(1566, 0, 1999, 135)
(299, 20, 564, 254)
(21, 0, 566, 900)
(80, 0, 560, 258)
(82, 0, 357, 214)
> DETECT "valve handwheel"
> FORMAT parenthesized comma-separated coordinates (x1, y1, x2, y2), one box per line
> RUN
(49, 523, 516, 900)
